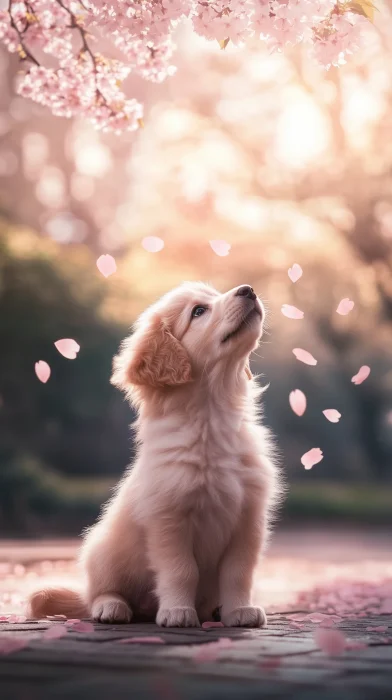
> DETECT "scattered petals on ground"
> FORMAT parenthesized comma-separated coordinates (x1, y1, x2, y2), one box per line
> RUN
(289, 389, 307, 417)
(314, 628, 347, 655)
(301, 447, 323, 470)
(202, 621, 225, 629)
(96, 254, 117, 278)
(351, 365, 371, 385)
(259, 656, 282, 670)
(54, 339, 80, 360)
(34, 361, 51, 383)
(281, 304, 304, 320)
(142, 236, 165, 253)
(366, 625, 388, 632)
(323, 409, 341, 423)
(209, 240, 231, 257)
(42, 624, 68, 640)
(292, 348, 318, 366)
(336, 298, 355, 315)
(288, 264, 303, 283)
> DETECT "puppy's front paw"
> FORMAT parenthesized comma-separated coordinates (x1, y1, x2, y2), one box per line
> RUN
(91, 594, 132, 623)
(221, 605, 267, 628)
(156, 606, 200, 628)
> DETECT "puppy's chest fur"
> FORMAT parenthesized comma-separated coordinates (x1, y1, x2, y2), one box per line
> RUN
(135, 412, 262, 560)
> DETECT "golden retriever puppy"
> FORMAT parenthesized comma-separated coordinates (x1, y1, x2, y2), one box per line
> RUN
(29, 282, 281, 628)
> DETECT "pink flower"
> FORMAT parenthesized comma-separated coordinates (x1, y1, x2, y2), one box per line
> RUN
(289, 389, 307, 417)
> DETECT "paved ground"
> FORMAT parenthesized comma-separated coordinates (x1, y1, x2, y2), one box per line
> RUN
(0, 529, 391, 700)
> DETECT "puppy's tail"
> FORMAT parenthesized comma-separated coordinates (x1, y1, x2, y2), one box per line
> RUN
(28, 588, 88, 619)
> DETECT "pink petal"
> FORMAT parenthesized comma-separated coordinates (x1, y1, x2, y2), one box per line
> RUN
(67, 621, 94, 633)
(289, 389, 307, 417)
(8, 615, 27, 623)
(286, 614, 308, 622)
(35, 361, 51, 383)
(336, 298, 355, 315)
(116, 637, 165, 644)
(288, 264, 303, 283)
(292, 348, 317, 366)
(346, 641, 368, 650)
(65, 619, 81, 625)
(193, 638, 233, 662)
(305, 613, 330, 623)
(314, 628, 346, 655)
(0, 636, 30, 655)
(351, 365, 371, 385)
(209, 240, 231, 257)
(323, 409, 341, 423)
(54, 339, 80, 360)
(96, 254, 117, 278)
(301, 447, 323, 470)
(281, 304, 304, 320)
(366, 626, 388, 632)
(42, 625, 68, 640)
(141, 236, 165, 253)
(260, 656, 281, 670)
(289, 622, 304, 629)
(46, 615, 67, 621)
(202, 621, 224, 629)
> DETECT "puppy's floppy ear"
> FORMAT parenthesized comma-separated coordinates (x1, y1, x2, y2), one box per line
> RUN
(111, 315, 192, 390)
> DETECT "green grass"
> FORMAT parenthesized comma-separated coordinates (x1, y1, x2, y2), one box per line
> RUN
(285, 481, 392, 524)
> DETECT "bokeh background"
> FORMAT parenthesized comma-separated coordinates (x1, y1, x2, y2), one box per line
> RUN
(1, 12, 392, 537)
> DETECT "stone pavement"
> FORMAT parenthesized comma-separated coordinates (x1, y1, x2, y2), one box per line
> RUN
(0, 612, 391, 700)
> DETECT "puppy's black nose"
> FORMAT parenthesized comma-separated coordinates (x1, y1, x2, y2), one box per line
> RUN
(236, 285, 256, 301)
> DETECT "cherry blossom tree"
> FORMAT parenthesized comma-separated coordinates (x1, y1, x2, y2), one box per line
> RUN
(0, 0, 376, 132)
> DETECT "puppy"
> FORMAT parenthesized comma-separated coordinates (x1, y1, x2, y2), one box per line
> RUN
(29, 282, 282, 628)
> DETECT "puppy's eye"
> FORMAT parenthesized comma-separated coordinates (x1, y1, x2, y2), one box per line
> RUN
(191, 305, 207, 319)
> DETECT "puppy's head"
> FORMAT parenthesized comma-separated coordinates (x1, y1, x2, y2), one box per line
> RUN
(111, 282, 264, 398)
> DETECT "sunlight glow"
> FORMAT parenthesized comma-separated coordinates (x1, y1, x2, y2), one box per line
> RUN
(275, 93, 330, 168)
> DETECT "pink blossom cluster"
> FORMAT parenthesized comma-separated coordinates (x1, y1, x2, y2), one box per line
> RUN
(0, 0, 373, 131)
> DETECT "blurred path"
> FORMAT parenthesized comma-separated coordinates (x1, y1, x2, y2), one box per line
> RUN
(0, 528, 391, 699)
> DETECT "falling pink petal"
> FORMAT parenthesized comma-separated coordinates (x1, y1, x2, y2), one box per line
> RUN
(54, 339, 80, 360)
(351, 365, 371, 385)
(67, 620, 94, 633)
(193, 638, 233, 662)
(116, 637, 165, 644)
(289, 389, 307, 417)
(281, 304, 304, 320)
(336, 298, 354, 316)
(209, 240, 231, 257)
(35, 361, 51, 383)
(96, 254, 117, 278)
(301, 447, 323, 470)
(0, 636, 31, 655)
(292, 348, 317, 366)
(323, 409, 341, 423)
(202, 621, 224, 629)
(288, 264, 303, 283)
(366, 626, 388, 632)
(314, 628, 346, 655)
(42, 625, 68, 640)
(142, 236, 165, 253)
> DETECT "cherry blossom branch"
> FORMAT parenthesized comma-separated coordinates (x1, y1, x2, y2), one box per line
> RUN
(8, 0, 40, 66)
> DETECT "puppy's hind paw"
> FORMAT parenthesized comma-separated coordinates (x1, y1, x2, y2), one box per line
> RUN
(91, 594, 132, 624)
(221, 606, 267, 628)
(156, 606, 200, 628)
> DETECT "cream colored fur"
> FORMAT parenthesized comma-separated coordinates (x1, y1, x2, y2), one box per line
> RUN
(29, 282, 282, 628)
